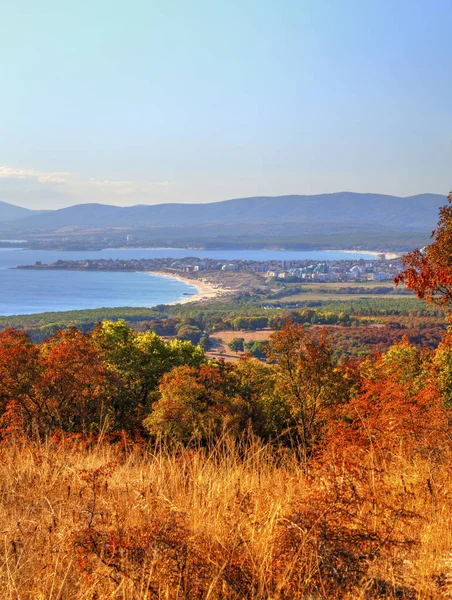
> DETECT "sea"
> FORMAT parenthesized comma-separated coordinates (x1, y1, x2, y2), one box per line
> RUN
(0, 247, 376, 316)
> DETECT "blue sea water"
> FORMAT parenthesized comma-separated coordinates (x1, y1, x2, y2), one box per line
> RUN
(0, 247, 376, 316)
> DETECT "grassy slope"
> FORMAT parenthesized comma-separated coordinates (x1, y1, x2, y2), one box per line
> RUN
(1, 437, 451, 598)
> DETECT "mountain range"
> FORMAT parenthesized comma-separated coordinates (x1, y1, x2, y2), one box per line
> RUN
(0, 201, 37, 222)
(0, 192, 446, 234)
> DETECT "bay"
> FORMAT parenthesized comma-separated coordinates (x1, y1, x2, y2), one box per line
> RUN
(0, 248, 376, 316)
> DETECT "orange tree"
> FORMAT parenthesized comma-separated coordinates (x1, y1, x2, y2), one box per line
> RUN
(0, 328, 40, 432)
(144, 362, 242, 443)
(0, 327, 113, 436)
(36, 328, 113, 434)
(395, 191, 452, 308)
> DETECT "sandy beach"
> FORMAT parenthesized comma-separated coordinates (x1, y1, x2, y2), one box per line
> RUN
(149, 271, 229, 305)
(340, 249, 401, 260)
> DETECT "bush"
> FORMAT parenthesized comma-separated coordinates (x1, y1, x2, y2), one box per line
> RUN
(228, 337, 245, 352)
(244, 340, 269, 359)
(176, 324, 203, 345)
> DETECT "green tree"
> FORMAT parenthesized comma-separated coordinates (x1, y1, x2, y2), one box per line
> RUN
(228, 337, 245, 352)
(91, 320, 205, 429)
(233, 358, 290, 440)
(176, 323, 203, 344)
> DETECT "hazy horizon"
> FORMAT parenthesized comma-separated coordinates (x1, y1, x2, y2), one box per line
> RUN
(1, 189, 448, 212)
(1, 0, 451, 210)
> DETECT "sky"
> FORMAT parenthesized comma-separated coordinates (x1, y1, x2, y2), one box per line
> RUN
(1, 0, 451, 209)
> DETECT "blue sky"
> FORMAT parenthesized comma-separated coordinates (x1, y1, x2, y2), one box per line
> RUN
(1, 0, 451, 208)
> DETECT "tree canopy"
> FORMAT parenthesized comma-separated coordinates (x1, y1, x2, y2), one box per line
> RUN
(395, 191, 452, 308)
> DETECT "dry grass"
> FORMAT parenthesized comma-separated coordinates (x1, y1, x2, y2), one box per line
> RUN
(1, 435, 452, 599)
(210, 330, 274, 344)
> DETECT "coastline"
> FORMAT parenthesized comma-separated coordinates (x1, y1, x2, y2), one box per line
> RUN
(148, 270, 229, 305)
(339, 249, 401, 260)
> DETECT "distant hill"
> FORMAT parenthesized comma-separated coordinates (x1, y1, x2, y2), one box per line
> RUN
(0, 192, 446, 234)
(0, 200, 36, 222)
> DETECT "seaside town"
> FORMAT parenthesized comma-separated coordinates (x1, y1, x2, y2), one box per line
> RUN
(19, 254, 403, 283)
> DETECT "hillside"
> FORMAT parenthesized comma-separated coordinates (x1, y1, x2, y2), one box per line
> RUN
(0, 192, 446, 233)
(0, 200, 36, 222)
(1, 317, 452, 598)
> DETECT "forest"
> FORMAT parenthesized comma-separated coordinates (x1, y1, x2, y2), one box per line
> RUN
(1, 195, 452, 598)
(0, 294, 445, 359)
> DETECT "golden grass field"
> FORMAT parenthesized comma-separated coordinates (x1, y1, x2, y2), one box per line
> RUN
(2, 434, 452, 599)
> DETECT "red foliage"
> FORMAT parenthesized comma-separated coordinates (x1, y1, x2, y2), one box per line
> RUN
(321, 342, 449, 467)
(36, 328, 112, 433)
(0, 327, 113, 436)
(395, 191, 452, 308)
(0, 328, 40, 412)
